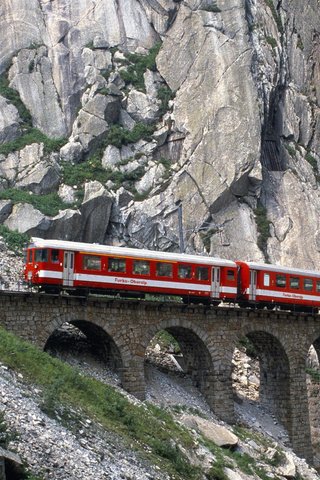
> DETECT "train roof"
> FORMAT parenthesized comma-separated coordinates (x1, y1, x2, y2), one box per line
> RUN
(242, 261, 320, 278)
(29, 238, 237, 267)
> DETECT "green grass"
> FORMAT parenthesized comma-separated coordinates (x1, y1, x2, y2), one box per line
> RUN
(106, 123, 155, 149)
(0, 189, 72, 217)
(266, 36, 277, 49)
(0, 128, 66, 156)
(62, 158, 146, 193)
(0, 326, 201, 479)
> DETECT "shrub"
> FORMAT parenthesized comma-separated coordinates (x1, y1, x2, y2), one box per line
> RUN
(119, 43, 161, 92)
(254, 205, 271, 256)
(0, 225, 29, 253)
(306, 152, 318, 172)
(157, 86, 175, 116)
(106, 123, 155, 148)
(284, 144, 296, 158)
(264, 0, 283, 33)
(62, 158, 113, 186)
(266, 36, 277, 49)
(306, 367, 320, 383)
(62, 158, 145, 192)
(0, 74, 32, 126)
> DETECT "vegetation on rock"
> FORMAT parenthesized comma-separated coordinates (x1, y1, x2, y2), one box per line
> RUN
(0, 225, 29, 253)
(254, 204, 271, 259)
(0, 189, 71, 217)
(119, 43, 161, 92)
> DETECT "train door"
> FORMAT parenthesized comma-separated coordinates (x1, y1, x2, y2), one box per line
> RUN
(63, 251, 74, 287)
(249, 269, 257, 301)
(211, 267, 220, 298)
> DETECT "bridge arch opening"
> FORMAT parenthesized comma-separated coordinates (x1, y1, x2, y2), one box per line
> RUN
(306, 339, 320, 468)
(233, 330, 290, 436)
(144, 326, 216, 413)
(44, 321, 123, 386)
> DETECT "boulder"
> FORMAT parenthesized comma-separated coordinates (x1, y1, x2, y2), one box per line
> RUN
(0, 143, 61, 194)
(135, 162, 165, 194)
(0, 446, 24, 479)
(80, 181, 114, 243)
(60, 141, 83, 164)
(275, 451, 296, 478)
(4, 203, 50, 235)
(8, 46, 67, 138)
(58, 185, 77, 204)
(116, 187, 134, 208)
(46, 209, 82, 241)
(180, 415, 238, 448)
(83, 94, 120, 124)
(81, 48, 112, 71)
(127, 89, 160, 124)
(0, 96, 21, 144)
(71, 109, 109, 151)
(102, 145, 121, 170)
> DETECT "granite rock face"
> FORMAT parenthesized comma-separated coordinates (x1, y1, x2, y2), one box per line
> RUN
(0, 0, 319, 267)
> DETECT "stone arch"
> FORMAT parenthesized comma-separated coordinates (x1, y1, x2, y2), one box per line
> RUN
(143, 318, 234, 421)
(305, 330, 320, 467)
(308, 330, 320, 363)
(42, 313, 125, 379)
(238, 327, 291, 429)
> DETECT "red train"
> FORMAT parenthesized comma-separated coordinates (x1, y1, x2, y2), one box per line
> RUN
(23, 238, 320, 313)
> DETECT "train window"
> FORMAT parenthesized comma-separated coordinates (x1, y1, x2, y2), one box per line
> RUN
(304, 278, 313, 291)
(108, 257, 126, 273)
(133, 260, 150, 275)
(178, 265, 192, 279)
(264, 273, 270, 287)
(83, 255, 101, 270)
(317, 281, 320, 292)
(156, 262, 173, 277)
(35, 249, 48, 262)
(196, 267, 209, 281)
(227, 270, 235, 281)
(290, 277, 299, 289)
(28, 250, 33, 263)
(51, 249, 60, 263)
(276, 274, 286, 287)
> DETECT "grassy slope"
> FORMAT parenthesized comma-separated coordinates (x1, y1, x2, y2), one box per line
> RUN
(0, 327, 293, 480)
(0, 326, 200, 479)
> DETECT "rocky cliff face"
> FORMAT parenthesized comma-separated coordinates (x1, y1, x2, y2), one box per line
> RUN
(0, 0, 319, 268)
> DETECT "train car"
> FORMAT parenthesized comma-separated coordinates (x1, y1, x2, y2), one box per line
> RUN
(236, 261, 320, 312)
(24, 238, 238, 304)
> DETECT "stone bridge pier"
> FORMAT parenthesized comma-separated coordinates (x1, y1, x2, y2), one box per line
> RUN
(1, 293, 320, 464)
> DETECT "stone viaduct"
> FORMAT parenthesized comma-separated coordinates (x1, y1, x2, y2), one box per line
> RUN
(1, 291, 320, 464)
